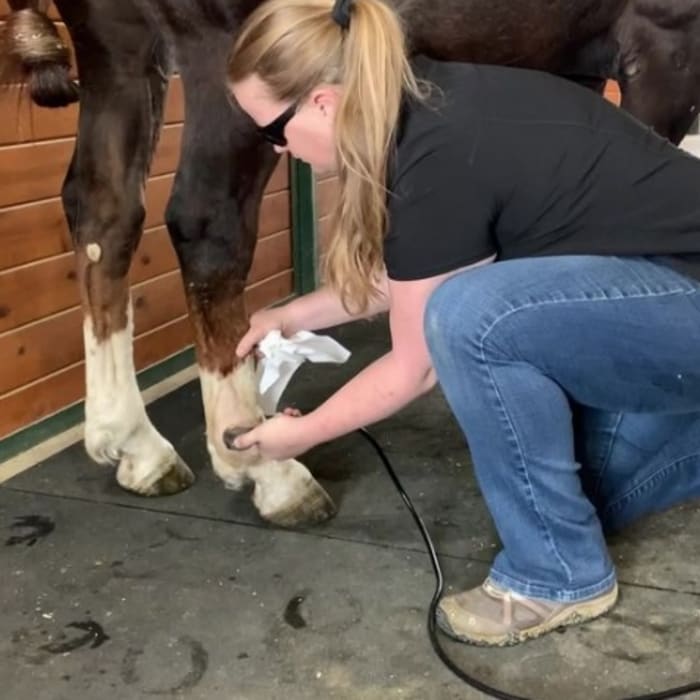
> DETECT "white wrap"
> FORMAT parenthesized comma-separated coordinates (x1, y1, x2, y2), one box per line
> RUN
(256, 330, 351, 415)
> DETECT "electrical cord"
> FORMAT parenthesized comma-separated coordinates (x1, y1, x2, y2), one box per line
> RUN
(357, 427, 700, 700)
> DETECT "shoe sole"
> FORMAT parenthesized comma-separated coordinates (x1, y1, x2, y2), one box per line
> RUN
(436, 583, 619, 647)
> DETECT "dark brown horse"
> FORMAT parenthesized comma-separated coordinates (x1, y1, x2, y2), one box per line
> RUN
(2, 0, 700, 525)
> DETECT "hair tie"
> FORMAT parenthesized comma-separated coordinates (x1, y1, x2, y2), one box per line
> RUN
(331, 0, 353, 30)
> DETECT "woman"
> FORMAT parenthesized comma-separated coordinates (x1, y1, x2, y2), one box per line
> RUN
(228, 0, 700, 646)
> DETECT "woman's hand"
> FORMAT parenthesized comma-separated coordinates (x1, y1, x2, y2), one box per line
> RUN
(230, 411, 311, 461)
(236, 306, 290, 358)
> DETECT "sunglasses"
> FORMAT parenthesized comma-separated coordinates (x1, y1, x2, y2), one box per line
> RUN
(257, 100, 300, 147)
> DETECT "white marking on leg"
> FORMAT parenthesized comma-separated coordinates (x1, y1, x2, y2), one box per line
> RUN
(200, 362, 335, 523)
(85, 243, 102, 263)
(83, 301, 187, 493)
(200, 361, 263, 490)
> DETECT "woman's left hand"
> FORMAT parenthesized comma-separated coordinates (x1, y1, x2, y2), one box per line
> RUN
(230, 411, 311, 461)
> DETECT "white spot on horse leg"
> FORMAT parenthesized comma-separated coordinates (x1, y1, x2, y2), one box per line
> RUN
(199, 362, 335, 524)
(83, 301, 193, 495)
(85, 243, 102, 263)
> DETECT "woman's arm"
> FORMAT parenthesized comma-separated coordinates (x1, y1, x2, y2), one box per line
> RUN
(236, 275, 390, 358)
(284, 276, 390, 334)
(233, 258, 493, 459)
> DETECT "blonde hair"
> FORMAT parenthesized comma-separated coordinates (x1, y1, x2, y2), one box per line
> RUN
(229, 0, 426, 312)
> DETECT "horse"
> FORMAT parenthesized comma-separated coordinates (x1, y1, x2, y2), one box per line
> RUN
(2, 0, 699, 526)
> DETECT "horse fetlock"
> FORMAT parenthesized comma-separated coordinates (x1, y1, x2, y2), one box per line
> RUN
(250, 459, 337, 526)
(85, 407, 194, 495)
(208, 442, 249, 490)
(116, 441, 194, 496)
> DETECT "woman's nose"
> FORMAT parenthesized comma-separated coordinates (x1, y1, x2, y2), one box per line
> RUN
(273, 144, 288, 155)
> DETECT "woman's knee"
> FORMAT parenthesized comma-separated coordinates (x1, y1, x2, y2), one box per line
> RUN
(424, 268, 506, 361)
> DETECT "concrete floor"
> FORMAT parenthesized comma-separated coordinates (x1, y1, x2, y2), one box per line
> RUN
(1, 318, 700, 700)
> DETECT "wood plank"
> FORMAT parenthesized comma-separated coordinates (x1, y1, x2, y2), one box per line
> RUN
(0, 124, 182, 208)
(143, 174, 175, 230)
(0, 270, 187, 394)
(164, 77, 185, 124)
(0, 196, 72, 270)
(130, 226, 179, 281)
(0, 151, 287, 274)
(0, 249, 78, 333)
(0, 227, 178, 333)
(246, 269, 293, 314)
(247, 229, 291, 285)
(150, 124, 183, 176)
(0, 88, 77, 146)
(0, 197, 178, 274)
(267, 155, 289, 192)
(0, 270, 293, 438)
(0, 137, 74, 208)
(0, 171, 288, 272)
(142, 177, 289, 237)
(0, 1, 61, 19)
(259, 189, 290, 237)
(0, 257, 291, 397)
(0, 229, 291, 396)
(0, 315, 195, 439)
(0, 217, 292, 332)
(316, 176, 339, 219)
(0, 76, 184, 146)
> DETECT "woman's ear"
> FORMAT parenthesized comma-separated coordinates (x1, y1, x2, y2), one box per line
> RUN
(310, 84, 342, 120)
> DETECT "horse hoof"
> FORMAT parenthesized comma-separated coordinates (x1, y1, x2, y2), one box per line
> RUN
(149, 456, 196, 495)
(117, 452, 195, 496)
(258, 479, 337, 527)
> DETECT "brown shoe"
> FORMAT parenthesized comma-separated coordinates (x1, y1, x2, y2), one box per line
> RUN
(436, 578, 619, 647)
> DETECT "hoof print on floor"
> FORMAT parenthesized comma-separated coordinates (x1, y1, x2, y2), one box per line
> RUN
(284, 590, 311, 630)
(39, 620, 110, 654)
(6, 515, 55, 547)
(120, 636, 208, 693)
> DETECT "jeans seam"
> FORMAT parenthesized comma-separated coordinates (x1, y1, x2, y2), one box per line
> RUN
(603, 451, 700, 518)
(593, 412, 624, 499)
(480, 287, 696, 352)
(478, 332, 574, 584)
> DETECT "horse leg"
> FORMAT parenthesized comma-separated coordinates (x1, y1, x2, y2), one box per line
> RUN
(167, 37, 335, 525)
(61, 23, 194, 495)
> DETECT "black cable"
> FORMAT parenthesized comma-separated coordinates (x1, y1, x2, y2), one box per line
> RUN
(357, 427, 700, 700)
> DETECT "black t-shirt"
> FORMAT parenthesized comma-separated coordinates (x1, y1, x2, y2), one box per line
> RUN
(384, 56, 700, 282)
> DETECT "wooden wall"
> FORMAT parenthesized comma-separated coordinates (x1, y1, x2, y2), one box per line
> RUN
(0, 3, 294, 438)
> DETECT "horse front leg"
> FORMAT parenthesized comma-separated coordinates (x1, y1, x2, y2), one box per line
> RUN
(63, 69, 194, 496)
(166, 75, 335, 526)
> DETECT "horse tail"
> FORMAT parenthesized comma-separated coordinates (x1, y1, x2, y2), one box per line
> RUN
(1, 1, 79, 107)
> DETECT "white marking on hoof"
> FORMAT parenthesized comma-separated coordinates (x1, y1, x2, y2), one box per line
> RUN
(83, 303, 193, 495)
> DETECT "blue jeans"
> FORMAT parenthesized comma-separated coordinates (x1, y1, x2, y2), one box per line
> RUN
(424, 256, 700, 602)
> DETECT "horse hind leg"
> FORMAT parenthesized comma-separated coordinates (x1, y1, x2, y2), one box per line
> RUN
(63, 66, 193, 496)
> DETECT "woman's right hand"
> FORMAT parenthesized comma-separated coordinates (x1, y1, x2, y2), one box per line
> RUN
(236, 306, 291, 358)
